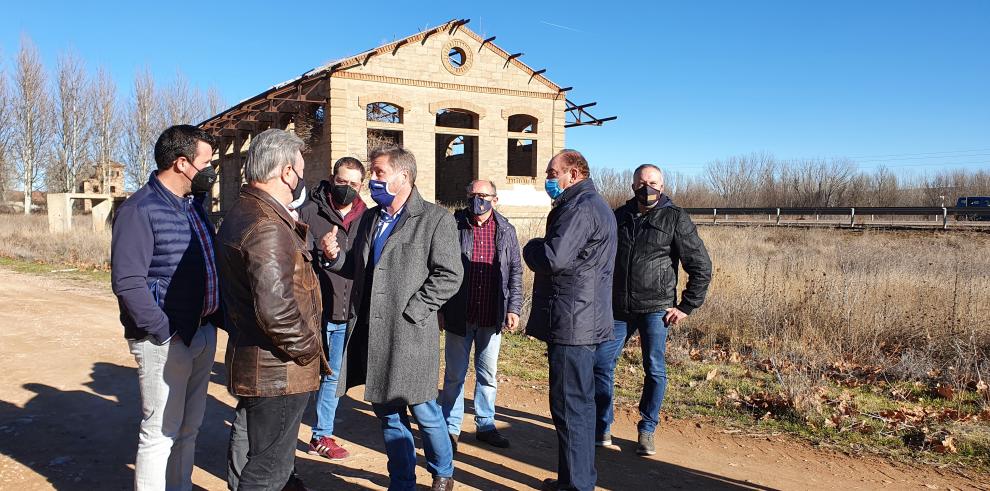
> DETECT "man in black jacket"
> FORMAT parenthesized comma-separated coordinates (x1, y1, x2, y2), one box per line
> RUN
(523, 149, 617, 491)
(594, 164, 712, 457)
(296, 156, 369, 461)
(438, 179, 523, 450)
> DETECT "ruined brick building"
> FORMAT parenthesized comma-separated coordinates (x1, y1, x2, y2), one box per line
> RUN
(199, 18, 613, 213)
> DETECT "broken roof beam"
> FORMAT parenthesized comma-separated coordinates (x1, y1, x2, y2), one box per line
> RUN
(449, 18, 470, 34)
(480, 36, 496, 50)
(391, 39, 408, 55)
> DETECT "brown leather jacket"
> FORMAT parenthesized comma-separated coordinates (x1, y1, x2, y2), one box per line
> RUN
(217, 185, 326, 397)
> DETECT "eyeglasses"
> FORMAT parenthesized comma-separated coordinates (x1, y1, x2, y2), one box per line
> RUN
(467, 192, 496, 199)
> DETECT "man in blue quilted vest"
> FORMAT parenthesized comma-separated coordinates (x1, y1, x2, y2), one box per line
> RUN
(111, 125, 222, 491)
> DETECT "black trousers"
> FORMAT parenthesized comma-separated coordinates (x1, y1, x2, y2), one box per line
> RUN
(231, 392, 310, 491)
(548, 343, 597, 491)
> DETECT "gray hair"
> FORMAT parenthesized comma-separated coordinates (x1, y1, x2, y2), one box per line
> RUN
(465, 179, 497, 195)
(633, 164, 665, 184)
(244, 129, 306, 183)
(368, 145, 417, 184)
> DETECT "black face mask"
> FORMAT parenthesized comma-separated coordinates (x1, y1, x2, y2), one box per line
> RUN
(188, 164, 217, 195)
(635, 184, 661, 207)
(289, 167, 305, 201)
(329, 183, 358, 207)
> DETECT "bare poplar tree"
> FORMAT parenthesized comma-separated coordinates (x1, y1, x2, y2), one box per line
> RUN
(162, 71, 206, 126)
(50, 51, 92, 193)
(91, 66, 121, 192)
(0, 60, 12, 203)
(206, 86, 225, 120)
(124, 68, 159, 188)
(11, 37, 50, 214)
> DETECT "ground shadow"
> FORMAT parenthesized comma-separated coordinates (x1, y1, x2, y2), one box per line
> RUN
(295, 387, 773, 490)
(0, 361, 234, 490)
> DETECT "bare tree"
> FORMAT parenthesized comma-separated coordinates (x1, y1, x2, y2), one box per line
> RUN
(124, 68, 160, 188)
(0, 58, 12, 203)
(49, 51, 92, 193)
(91, 66, 121, 192)
(162, 71, 205, 126)
(206, 86, 225, 120)
(11, 37, 50, 214)
(869, 166, 899, 207)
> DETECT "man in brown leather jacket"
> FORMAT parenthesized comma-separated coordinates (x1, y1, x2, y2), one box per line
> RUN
(216, 128, 326, 491)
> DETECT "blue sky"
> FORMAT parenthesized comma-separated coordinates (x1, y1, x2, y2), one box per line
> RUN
(1, 0, 987, 177)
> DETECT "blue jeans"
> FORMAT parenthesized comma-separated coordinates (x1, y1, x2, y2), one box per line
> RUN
(372, 400, 454, 490)
(548, 343, 597, 491)
(439, 324, 502, 435)
(594, 312, 669, 436)
(312, 322, 346, 439)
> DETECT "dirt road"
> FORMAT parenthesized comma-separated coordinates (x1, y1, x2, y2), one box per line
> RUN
(0, 267, 985, 490)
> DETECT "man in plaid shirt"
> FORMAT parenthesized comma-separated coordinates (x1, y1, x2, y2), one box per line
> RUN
(439, 179, 524, 451)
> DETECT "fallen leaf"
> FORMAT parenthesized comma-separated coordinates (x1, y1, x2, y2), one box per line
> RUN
(706, 368, 718, 381)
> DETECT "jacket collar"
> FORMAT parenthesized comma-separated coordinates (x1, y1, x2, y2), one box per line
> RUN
(555, 178, 598, 206)
(148, 171, 191, 213)
(240, 184, 297, 229)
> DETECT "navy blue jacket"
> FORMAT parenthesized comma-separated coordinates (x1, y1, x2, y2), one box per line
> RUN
(523, 179, 617, 345)
(440, 209, 524, 335)
(111, 172, 222, 345)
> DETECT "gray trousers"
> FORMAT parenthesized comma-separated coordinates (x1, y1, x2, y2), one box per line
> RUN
(129, 324, 217, 491)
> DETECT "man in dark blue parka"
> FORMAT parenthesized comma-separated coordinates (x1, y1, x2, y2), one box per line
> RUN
(523, 149, 617, 491)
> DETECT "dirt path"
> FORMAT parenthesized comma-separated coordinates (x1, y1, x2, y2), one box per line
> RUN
(0, 267, 986, 490)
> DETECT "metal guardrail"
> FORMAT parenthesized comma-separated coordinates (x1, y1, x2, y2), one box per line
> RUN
(684, 207, 990, 230)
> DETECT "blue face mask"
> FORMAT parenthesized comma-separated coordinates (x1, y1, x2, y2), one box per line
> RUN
(369, 178, 396, 208)
(469, 196, 493, 216)
(545, 178, 563, 200)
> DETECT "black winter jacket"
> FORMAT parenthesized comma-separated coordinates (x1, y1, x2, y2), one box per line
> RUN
(296, 180, 368, 323)
(612, 195, 712, 317)
(523, 179, 617, 345)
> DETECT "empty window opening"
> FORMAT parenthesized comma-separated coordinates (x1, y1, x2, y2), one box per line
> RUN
(507, 114, 538, 134)
(436, 108, 478, 130)
(367, 102, 403, 124)
(507, 139, 537, 178)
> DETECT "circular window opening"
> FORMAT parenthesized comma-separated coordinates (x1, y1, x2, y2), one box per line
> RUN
(448, 47, 466, 68)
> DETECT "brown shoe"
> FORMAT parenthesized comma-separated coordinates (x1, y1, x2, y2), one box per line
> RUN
(432, 476, 455, 490)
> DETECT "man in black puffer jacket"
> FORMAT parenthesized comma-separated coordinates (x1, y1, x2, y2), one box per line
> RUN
(594, 163, 712, 458)
(524, 149, 616, 491)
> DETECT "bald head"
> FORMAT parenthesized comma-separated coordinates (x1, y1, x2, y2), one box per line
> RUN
(632, 164, 665, 194)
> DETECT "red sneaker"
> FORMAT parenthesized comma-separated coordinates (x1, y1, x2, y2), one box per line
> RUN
(308, 436, 350, 460)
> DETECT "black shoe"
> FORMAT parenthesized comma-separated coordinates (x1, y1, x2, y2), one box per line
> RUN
(432, 476, 455, 491)
(540, 478, 559, 491)
(449, 432, 459, 454)
(475, 429, 510, 448)
(637, 431, 656, 456)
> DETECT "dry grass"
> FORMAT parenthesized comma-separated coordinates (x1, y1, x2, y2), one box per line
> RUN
(0, 213, 110, 269)
(688, 226, 990, 387)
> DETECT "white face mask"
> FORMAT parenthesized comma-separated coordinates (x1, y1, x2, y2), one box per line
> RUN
(288, 186, 307, 210)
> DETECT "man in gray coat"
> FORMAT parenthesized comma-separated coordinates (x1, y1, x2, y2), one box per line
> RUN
(322, 145, 463, 491)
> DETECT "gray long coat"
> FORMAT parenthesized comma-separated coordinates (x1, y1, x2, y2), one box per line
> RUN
(330, 187, 463, 405)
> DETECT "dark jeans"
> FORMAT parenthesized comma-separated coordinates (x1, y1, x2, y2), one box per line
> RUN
(230, 392, 310, 491)
(548, 342, 597, 491)
(594, 312, 669, 436)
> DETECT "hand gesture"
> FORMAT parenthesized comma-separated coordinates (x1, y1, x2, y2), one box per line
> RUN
(321, 226, 340, 260)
